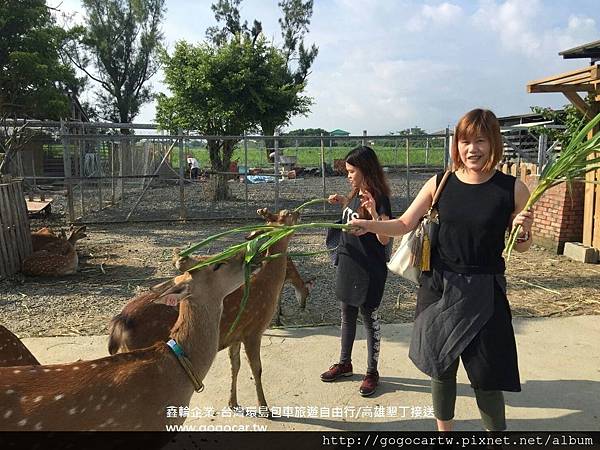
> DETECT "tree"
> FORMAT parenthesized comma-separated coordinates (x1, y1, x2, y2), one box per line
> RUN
(0, 0, 79, 174)
(64, 0, 165, 128)
(156, 38, 280, 200)
(208, 0, 318, 157)
(530, 103, 585, 149)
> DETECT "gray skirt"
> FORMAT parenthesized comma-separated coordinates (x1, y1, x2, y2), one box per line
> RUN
(409, 268, 521, 392)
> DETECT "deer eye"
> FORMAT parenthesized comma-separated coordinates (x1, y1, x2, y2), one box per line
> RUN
(213, 262, 224, 271)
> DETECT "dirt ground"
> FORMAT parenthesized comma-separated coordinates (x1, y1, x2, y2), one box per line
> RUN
(1, 215, 599, 338)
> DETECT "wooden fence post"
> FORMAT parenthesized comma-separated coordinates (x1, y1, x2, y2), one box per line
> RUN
(0, 177, 32, 278)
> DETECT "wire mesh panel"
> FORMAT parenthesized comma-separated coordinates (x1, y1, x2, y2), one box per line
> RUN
(1, 122, 446, 224)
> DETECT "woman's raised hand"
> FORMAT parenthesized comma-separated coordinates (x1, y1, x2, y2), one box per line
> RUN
(360, 191, 377, 217)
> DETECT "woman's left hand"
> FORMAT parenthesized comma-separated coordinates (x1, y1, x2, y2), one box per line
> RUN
(360, 190, 378, 218)
(512, 208, 534, 233)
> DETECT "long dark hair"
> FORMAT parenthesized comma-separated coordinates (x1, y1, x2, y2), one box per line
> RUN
(345, 146, 390, 218)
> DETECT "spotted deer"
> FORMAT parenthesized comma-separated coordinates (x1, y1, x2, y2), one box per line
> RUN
(0, 252, 250, 431)
(108, 208, 307, 409)
(22, 226, 87, 276)
(0, 325, 40, 367)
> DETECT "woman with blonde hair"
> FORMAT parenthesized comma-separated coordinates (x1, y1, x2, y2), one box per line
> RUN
(351, 109, 534, 430)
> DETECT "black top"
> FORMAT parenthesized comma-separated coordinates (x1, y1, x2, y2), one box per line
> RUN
(335, 194, 392, 308)
(433, 170, 515, 274)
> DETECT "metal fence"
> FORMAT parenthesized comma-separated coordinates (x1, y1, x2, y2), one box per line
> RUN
(8, 121, 450, 223)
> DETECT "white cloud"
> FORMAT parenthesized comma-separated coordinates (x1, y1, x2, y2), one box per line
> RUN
(472, 0, 543, 57)
(407, 2, 463, 32)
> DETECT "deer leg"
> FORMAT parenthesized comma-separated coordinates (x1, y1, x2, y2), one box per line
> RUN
(285, 257, 312, 309)
(228, 342, 242, 409)
(243, 336, 268, 407)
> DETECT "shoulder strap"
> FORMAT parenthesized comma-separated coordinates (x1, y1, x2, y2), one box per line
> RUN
(431, 171, 451, 208)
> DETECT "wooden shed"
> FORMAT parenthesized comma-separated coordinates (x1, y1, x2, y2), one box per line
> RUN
(527, 40, 600, 250)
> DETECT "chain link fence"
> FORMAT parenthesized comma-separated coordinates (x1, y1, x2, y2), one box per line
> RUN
(8, 121, 450, 223)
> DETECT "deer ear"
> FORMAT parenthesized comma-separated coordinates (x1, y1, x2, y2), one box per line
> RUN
(153, 281, 190, 307)
(153, 292, 183, 307)
(150, 279, 175, 295)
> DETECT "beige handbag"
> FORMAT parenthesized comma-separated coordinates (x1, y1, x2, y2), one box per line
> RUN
(387, 171, 451, 283)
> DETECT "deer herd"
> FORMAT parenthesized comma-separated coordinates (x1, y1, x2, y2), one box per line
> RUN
(0, 208, 313, 431)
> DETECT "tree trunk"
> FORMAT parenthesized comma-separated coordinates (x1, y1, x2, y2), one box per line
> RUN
(262, 124, 276, 160)
(208, 139, 237, 201)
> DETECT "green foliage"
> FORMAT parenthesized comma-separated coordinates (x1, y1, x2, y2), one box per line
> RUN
(0, 0, 77, 119)
(529, 103, 586, 148)
(0, 0, 78, 173)
(207, 0, 318, 152)
(64, 0, 166, 124)
(280, 128, 330, 147)
(506, 111, 600, 259)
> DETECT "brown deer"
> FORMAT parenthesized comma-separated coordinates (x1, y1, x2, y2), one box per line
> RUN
(0, 251, 251, 431)
(30, 227, 66, 251)
(22, 226, 87, 276)
(108, 208, 306, 409)
(0, 325, 40, 367)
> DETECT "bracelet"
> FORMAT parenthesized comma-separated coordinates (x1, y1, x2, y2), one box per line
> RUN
(516, 231, 530, 243)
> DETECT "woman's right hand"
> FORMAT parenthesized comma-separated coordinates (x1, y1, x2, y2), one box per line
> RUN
(328, 193, 345, 205)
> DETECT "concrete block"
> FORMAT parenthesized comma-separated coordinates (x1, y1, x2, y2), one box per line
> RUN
(563, 242, 599, 264)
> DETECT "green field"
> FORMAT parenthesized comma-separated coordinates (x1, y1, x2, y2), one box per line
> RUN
(51, 143, 445, 170)
(182, 145, 445, 169)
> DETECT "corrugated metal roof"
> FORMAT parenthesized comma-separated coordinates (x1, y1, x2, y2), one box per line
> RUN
(559, 40, 600, 60)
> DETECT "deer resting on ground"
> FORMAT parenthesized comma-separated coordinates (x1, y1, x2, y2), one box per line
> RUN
(0, 251, 250, 431)
(22, 226, 87, 276)
(108, 208, 310, 409)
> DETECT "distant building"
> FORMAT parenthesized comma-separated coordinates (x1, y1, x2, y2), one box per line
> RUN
(329, 129, 350, 137)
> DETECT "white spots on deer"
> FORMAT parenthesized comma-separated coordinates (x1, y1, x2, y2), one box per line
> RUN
(34, 422, 43, 430)
(33, 396, 43, 403)
(17, 418, 27, 427)
(54, 394, 64, 401)
(72, 366, 80, 371)
(5, 389, 15, 395)
(12, 369, 21, 374)
(68, 407, 77, 415)
(3, 410, 13, 419)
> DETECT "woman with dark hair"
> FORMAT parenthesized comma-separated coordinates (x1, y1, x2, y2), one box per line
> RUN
(320, 146, 392, 397)
(350, 109, 534, 430)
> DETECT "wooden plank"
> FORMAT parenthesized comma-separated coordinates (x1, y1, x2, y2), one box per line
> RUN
(593, 169, 600, 250)
(563, 92, 592, 118)
(510, 163, 518, 177)
(8, 182, 26, 266)
(25, 198, 53, 214)
(527, 65, 594, 86)
(583, 105, 599, 247)
(0, 185, 10, 278)
(528, 83, 594, 93)
(13, 181, 32, 256)
(0, 184, 18, 275)
(546, 71, 591, 85)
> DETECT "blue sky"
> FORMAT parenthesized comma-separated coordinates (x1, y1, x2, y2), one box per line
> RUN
(56, 0, 599, 134)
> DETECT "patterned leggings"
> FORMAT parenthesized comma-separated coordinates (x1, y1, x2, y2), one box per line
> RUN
(339, 302, 381, 373)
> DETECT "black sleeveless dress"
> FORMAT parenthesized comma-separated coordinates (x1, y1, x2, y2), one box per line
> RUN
(409, 171, 521, 392)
